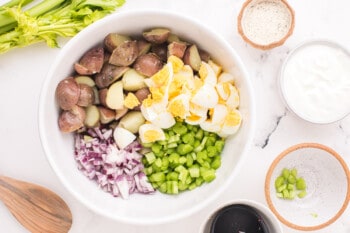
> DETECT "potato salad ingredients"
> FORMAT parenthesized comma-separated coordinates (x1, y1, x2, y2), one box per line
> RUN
(55, 28, 242, 199)
(275, 168, 307, 199)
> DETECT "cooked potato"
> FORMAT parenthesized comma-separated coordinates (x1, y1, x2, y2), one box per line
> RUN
(92, 86, 100, 105)
(168, 41, 187, 59)
(75, 76, 95, 87)
(58, 105, 86, 132)
(143, 28, 170, 44)
(84, 105, 100, 128)
(134, 87, 150, 109)
(183, 44, 201, 71)
(56, 77, 80, 110)
(95, 64, 129, 88)
(105, 81, 124, 110)
(119, 111, 145, 133)
(167, 33, 181, 43)
(199, 49, 211, 63)
(137, 40, 151, 56)
(98, 106, 116, 124)
(98, 88, 108, 107)
(122, 69, 146, 91)
(133, 53, 163, 77)
(151, 44, 168, 62)
(115, 107, 128, 120)
(77, 84, 95, 107)
(104, 33, 131, 53)
(74, 47, 104, 75)
(109, 40, 139, 66)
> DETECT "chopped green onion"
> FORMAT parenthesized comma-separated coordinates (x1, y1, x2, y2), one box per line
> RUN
(274, 167, 307, 200)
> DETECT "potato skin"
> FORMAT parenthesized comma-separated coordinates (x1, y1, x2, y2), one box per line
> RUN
(58, 105, 86, 133)
(168, 41, 187, 59)
(104, 33, 131, 53)
(74, 47, 104, 75)
(134, 87, 150, 110)
(95, 64, 129, 88)
(56, 77, 80, 110)
(133, 53, 163, 77)
(183, 44, 202, 71)
(143, 28, 170, 44)
(109, 40, 139, 66)
(77, 84, 95, 107)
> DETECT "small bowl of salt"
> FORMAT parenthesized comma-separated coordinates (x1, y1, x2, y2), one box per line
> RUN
(237, 0, 295, 50)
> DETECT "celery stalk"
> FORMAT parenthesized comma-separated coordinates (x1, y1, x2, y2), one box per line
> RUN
(0, 0, 67, 32)
(0, 0, 34, 11)
(0, 0, 126, 54)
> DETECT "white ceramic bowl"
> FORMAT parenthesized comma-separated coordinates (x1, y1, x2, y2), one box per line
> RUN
(200, 199, 283, 233)
(279, 40, 350, 124)
(39, 10, 255, 224)
(265, 143, 350, 231)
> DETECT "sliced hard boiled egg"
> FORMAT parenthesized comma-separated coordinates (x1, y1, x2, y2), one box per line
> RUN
(208, 60, 222, 77)
(141, 102, 164, 122)
(144, 63, 173, 88)
(218, 72, 235, 84)
(167, 93, 190, 119)
(189, 102, 208, 118)
(139, 123, 166, 143)
(198, 62, 217, 86)
(150, 111, 176, 129)
(200, 119, 221, 133)
(225, 85, 240, 109)
(168, 55, 184, 73)
(191, 83, 218, 108)
(218, 109, 242, 137)
(199, 104, 227, 133)
(185, 113, 207, 125)
(216, 82, 232, 101)
(210, 104, 228, 125)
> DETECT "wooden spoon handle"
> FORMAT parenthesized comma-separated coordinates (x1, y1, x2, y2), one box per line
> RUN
(0, 176, 72, 233)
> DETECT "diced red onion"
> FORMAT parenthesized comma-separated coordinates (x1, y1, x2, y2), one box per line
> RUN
(74, 127, 155, 199)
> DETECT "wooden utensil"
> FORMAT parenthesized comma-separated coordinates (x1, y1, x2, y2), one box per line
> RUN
(0, 175, 72, 233)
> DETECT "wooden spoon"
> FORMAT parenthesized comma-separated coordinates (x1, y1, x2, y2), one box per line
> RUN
(0, 175, 72, 233)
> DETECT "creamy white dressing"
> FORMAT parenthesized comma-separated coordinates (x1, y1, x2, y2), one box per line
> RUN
(281, 42, 350, 123)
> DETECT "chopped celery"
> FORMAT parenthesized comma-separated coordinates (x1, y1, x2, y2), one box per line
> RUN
(141, 120, 225, 194)
(145, 152, 156, 164)
(274, 168, 307, 200)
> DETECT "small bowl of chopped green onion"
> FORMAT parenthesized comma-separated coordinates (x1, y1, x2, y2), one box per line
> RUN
(265, 143, 350, 231)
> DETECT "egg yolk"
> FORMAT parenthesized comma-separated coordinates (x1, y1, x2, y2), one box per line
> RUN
(144, 130, 163, 142)
(168, 55, 184, 73)
(222, 83, 231, 96)
(199, 62, 208, 79)
(151, 65, 171, 87)
(124, 93, 140, 109)
(168, 99, 186, 118)
(225, 110, 241, 126)
(142, 95, 153, 107)
(187, 114, 202, 121)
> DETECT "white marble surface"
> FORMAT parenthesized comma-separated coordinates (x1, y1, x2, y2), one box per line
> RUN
(1, 0, 350, 232)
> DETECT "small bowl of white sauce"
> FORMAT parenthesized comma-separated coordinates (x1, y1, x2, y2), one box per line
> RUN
(279, 40, 350, 124)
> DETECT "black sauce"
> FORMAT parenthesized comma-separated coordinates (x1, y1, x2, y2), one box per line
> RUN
(210, 204, 270, 233)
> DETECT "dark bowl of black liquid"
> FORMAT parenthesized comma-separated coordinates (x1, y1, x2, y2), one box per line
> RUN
(211, 204, 269, 233)
(202, 200, 282, 233)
